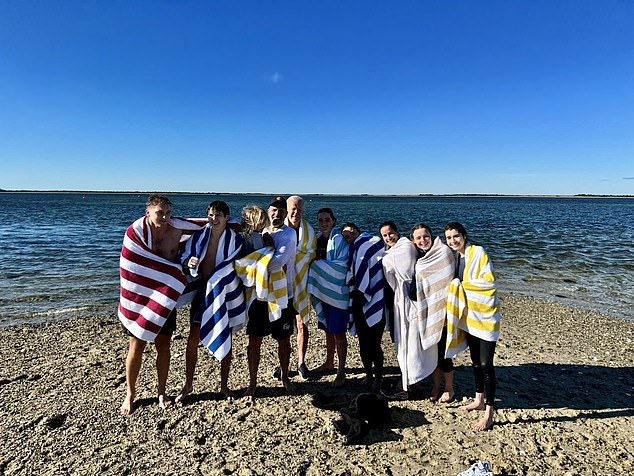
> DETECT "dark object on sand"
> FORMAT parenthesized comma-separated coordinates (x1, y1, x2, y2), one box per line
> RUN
(333, 393, 392, 444)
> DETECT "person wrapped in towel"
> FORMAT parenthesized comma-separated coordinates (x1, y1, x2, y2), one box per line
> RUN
(118, 194, 204, 415)
(175, 200, 246, 403)
(235, 197, 297, 403)
(379, 221, 400, 342)
(444, 222, 500, 432)
(381, 228, 438, 397)
(410, 224, 455, 403)
(307, 208, 350, 388)
(341, 223, 386, 393)
(284, 195, 317, 380)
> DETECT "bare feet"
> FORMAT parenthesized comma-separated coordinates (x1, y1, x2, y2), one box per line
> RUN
(459, 399, 486, 411)
(314, 363, 335, 373)
(281, 377, 296, 393)
(332, 372, 346, 388)
(439, 391, 455, 403)
(175, 384, 193, 404)
(158, 394, 173, 409)
(120, 393, 134, 415)
(474, 411, 494, 431)
(429, 387, 441, 402)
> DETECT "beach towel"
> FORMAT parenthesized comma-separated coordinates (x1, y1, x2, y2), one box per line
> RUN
(180, 225, 246, 360)
(307, 228, 350, 329)
(234, 247, 288, 322)
(414, 237, 455, 350)
(382, 237, 437, 389)
(445, 244, 500, 358)
(347, 233, 385, 330)
(118, 216, 204, 342)
(286, 218, 317, 323)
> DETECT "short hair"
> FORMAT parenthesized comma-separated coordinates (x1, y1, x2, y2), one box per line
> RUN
(287, 195, 304, 209)
(207, 200, 230, 216)
(444, 221, 468, 242)
(410, 223, 433, 240)
(380, 221, 399, 234)
(317, 207, 336, 222)
(241, 205, 269, 234)
(146, 193, 172, 208)
(342, 222, 360, 234)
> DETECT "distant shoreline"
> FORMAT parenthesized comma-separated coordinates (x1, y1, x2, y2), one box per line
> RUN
(1, 189, 632, 199)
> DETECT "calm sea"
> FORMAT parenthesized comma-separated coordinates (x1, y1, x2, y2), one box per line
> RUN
(1, 192, 632, 326)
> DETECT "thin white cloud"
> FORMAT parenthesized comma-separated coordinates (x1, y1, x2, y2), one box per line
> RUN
(264, 72, 282, 84)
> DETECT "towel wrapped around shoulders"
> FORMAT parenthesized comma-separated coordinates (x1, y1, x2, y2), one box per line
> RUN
(347, 233, 385, 330)
(445, 244, 500, 359)
(307, 228, 350, 330)
(179, 225, 246, 360)
(287, 218, 317, 323)
(414, 237, 455, 350)
(382, 237, 437, 390)
(118, 216, 204, 342)
(234, 247, 288, 323)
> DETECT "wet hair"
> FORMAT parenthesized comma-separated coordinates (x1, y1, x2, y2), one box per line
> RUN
(379, 221, 399, 237)
(317, 207, 336, 222)
(241, 205, 269, 234)
(409, 223, 433, 240)
(207, 200, 230, 216)
(146, 193, 172, 208)
(342, 222, 360, 234)
(443, 221, 468, 242)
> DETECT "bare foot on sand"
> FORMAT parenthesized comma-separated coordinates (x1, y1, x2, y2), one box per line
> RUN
(314, 363, 335, 373)
(439, 391, 455, 403)
(460, 399, 485, 412)
(120, 393, 134, 415)
(281, 377, 296, 393)
(175, 384, 193, 404)
(158, 394, 172, 409)
(221, 387, 235, 402)
(332, 372, 346, 388)
(474, 410, 494, 431)
(429, 387, 441, 402)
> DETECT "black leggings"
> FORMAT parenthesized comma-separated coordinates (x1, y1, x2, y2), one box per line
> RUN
(351, 291, 385, 380)
(436, 326, 454, 373)
(465, 332, 497, 406)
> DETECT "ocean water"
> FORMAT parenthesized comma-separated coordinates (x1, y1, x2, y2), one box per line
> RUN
(1, 192, 632, 326)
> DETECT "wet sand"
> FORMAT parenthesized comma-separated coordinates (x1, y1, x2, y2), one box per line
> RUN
(1, 295, 632, 475)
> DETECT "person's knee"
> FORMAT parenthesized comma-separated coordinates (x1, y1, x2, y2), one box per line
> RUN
(155, 337, 171, 354)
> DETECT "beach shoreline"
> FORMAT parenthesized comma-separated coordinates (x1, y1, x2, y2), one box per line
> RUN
(1, 294, 632, 475)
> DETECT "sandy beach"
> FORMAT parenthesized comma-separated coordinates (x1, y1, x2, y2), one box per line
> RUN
(1, 294, 632, 476)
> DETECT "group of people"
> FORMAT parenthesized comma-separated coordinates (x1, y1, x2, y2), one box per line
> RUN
(118, 193, 501, 431)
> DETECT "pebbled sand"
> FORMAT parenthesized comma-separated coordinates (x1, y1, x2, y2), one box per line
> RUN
(0, 295, 633, 476)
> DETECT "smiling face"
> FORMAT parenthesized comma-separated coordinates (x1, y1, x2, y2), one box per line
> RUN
(341, 226, 360, 244)
(287, 198, 303, 229)
(412, 227, 433, 252)
(146, 204, 171, 228)
(207, 207, 229, 233)
(268, 205, 287, 229)
(318, 212, 335, 237)
(380, 225, 399, 248)
(444, 228, 467, 255)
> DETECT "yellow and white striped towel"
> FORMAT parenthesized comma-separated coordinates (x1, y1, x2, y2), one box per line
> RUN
(291, 218, 317, 323)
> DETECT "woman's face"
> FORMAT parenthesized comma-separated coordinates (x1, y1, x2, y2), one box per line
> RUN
(444, 228, 466, 255)
(318, 212, 335, 237)
(412, 228, 433, 252)
(380, 225, 399, 248)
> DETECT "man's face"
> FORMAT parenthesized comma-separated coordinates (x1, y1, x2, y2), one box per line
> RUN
(208, 208, 229, 232)
(342, 227, 360, 244)
(146, 204, 171, 227)
(287, 199, 303, 229)
(268, 205, 287, 228)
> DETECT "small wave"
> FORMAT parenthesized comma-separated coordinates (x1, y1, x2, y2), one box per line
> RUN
(26, 306, 92, 317)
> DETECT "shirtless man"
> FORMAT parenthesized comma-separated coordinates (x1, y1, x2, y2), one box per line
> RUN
(243, 196, 297, 402)
(120, 194, 184, 415)
(176, 201, 236, 402)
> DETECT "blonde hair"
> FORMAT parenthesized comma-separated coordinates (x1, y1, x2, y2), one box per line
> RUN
(241, 205, 269, 234)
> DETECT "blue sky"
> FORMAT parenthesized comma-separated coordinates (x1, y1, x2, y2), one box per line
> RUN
(1, 1, 632, 195)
